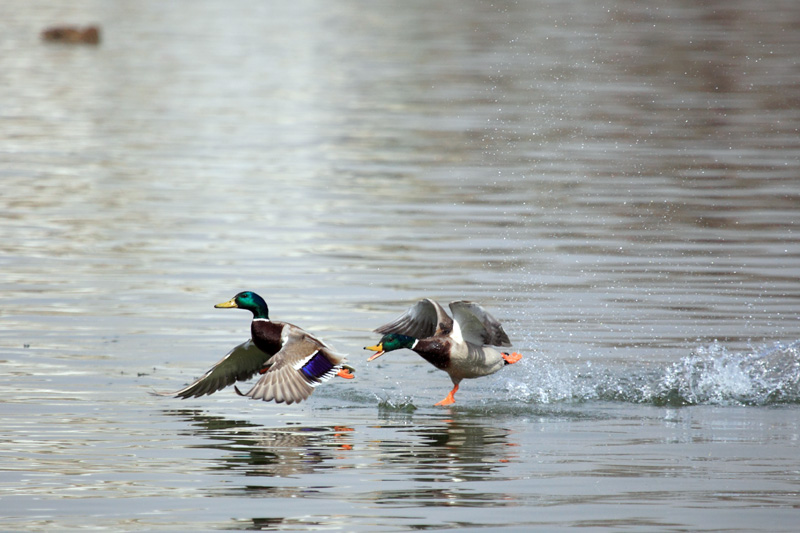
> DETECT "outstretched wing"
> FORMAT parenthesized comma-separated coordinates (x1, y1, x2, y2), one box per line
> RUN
(237, 328, 348, 405)
(156, 339, 273, 399)
(449, 301, 512, 347)
(374, 298, 453, 339)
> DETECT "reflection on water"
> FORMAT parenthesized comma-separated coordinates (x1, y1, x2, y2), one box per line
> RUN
(165, 408, 517, 486)
(364, 416, 519, 509)
(161, 408, 524, 528)
(165, 409, 355, 483)
(373, 416, 516, 479)
(3, 0, 800, 530)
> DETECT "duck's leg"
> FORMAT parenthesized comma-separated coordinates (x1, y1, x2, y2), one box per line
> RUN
(434, 383, 459, 406)
(502, 352, 522, 364)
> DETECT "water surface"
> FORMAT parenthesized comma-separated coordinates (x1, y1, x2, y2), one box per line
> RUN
(2, 1, 799, 531)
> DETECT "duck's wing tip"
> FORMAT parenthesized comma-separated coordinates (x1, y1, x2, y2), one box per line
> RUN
(374, 298, 452, 338)
(154, 338, 273, 400)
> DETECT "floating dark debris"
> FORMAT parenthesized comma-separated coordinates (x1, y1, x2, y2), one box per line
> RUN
(41, 25, 100, 45)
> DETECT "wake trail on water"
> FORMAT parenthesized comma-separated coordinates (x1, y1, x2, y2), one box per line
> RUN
(505, 340, 800, 407)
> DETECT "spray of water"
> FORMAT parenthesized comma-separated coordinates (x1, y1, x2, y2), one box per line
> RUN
(503, 340, 800, 406)
(648, 341, 800, 406)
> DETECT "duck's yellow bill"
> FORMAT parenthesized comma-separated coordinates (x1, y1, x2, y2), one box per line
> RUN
(214, 298, 238, 309)
(365, 344, 384, 361)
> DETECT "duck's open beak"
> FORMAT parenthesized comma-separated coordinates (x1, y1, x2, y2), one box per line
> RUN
(365, 343, 385, 362)
(214, 298, 238, 309)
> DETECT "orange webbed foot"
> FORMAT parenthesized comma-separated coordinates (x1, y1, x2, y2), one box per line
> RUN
(502, 352, 522, 364)
(336, 368, 355, 379)
(434, 384, 459, 406)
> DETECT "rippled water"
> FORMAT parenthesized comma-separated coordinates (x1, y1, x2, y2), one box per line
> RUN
(2, 1, 800, 531)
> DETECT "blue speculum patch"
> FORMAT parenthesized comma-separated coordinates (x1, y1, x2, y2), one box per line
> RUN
(300, 352, 335, 382)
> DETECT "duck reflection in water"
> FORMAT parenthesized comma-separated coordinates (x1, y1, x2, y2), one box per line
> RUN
(162, 409, 354, 483)
(361, 412, 520, 511)
(162, 409, 519, 528)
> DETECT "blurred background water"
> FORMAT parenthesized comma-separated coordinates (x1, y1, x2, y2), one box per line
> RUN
(1, 1, 799, 531)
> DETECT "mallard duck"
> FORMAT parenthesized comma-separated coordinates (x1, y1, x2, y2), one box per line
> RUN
(365, 299, 522, 406)
(159, 291, 354, 405)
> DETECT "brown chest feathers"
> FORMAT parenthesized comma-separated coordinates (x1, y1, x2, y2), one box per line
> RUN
(413, 338, 452, 370)
(250, 320, 284, 355)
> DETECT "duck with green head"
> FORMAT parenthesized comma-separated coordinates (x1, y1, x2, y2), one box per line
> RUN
(159, 291, 354, 405)
(365, 299, 522, 406)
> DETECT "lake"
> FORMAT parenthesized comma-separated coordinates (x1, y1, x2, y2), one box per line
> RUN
(2, 1, 799, 531)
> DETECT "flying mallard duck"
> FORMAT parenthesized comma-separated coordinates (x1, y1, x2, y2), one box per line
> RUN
(365, 299, 522, 406)
(159, 291, 354, 404)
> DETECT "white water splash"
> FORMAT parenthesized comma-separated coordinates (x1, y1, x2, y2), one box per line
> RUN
(648, 341, 800, 406)
(502, 341, 800, 406)
(502, 352, 598, 404)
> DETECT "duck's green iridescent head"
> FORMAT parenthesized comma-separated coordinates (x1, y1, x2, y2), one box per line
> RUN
(215, 291, 269, 319)
(365, 333, 416, 362)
